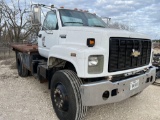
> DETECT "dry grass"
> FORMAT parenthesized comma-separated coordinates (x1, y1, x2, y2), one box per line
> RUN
(0, 58, 17, 69)
(0, 52, 15, 60)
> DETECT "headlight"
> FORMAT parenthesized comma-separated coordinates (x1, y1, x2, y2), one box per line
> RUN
(88, 56, 99, 66)
(88, 55, 104, 74)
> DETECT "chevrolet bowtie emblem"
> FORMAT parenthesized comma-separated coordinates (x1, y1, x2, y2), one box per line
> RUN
(131, 49, 141, 57)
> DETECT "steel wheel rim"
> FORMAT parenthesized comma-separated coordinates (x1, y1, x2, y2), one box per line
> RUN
(53, 83, 69, 112)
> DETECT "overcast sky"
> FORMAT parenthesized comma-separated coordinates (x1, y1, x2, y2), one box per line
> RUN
(6, 0, 160, 39)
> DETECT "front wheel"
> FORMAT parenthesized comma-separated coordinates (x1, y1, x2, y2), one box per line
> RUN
(51, 70, 87, 120)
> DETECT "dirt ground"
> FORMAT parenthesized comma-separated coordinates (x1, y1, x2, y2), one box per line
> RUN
(0, 58, 160, 120)
(154, 48, 160, 54)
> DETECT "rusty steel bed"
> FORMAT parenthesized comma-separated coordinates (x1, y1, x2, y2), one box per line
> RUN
(11, 44, 38, 53)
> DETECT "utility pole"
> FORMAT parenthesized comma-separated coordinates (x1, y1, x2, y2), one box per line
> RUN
(102, 17, 111, 26)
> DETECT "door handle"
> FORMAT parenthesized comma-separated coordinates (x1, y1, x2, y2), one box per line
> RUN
(60, 34, 66, 38)
(38, 34, 42, 38)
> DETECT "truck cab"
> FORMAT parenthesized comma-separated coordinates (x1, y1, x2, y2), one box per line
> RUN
(38, 8, 154, 78)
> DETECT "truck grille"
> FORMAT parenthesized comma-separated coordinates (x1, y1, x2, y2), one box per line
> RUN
(108, 37, 151, 72)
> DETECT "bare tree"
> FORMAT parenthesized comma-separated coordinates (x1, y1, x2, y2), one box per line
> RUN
(102, 18, 135, 31)
(0, 0, 39, 42)
(108, 22, 135, 31)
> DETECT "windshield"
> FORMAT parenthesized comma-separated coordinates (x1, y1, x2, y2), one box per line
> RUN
(59, 9, 107, 28)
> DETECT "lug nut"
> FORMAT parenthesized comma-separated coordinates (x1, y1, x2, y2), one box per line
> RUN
(58, 105, 61, 108)
(60, 103, 63, 107)
(57, 89, 60, 94)
(54, 89, 58, 94)
(61, 100, 64, 103)
(60, 95, 62, 98)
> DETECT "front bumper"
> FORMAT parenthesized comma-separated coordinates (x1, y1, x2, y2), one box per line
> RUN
(80, 67, 156, 106)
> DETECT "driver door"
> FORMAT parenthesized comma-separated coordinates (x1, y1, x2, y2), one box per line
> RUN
(38, 11, 59, 57)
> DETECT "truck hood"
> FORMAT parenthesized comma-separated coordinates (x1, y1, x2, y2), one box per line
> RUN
(61, 26, 150, 39)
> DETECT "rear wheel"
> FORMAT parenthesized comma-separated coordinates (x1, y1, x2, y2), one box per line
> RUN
(51, 70, 87, 120)
(16, 52, 28, 77)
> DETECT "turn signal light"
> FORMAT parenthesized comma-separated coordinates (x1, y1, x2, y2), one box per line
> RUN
(87, 38, 95, 47)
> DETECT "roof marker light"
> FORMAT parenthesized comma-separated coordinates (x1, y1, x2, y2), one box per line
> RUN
(51, 5, 54, 8)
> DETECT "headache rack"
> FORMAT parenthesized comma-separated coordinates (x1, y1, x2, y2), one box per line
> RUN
(108, 37, 151, 72)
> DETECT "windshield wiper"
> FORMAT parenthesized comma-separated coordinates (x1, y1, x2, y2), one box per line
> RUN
(91, 25, 105, 28)
(64, 22, 83, 24)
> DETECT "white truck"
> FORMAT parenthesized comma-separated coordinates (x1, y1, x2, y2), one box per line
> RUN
(12, 4, 156, 120)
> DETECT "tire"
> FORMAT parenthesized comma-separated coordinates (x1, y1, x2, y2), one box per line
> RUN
(51, 70, 87, 120)
(16, 52, 28, 77)
(156, 70, 160, 79)
(37, 65, 44, 80)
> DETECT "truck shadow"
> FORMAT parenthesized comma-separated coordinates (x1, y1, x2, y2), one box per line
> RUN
(85, 93, 146, 120)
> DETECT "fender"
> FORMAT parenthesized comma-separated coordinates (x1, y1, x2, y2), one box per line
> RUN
(48, 44, 86, 77)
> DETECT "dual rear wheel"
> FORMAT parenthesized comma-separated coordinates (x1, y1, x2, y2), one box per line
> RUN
(16, 52, 28, 77)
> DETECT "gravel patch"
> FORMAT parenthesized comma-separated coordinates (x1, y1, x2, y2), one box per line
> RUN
(0, 59, 160, 120)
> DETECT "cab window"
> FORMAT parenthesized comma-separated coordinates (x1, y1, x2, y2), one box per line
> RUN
(59, 9, 107, 28)
(43, 11, 58, 30)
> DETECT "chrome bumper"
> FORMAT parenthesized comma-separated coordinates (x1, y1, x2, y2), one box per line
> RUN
(80, 67, 156, 106)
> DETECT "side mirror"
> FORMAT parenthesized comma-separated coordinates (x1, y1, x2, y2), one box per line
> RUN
(32, 6, 41, 26)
